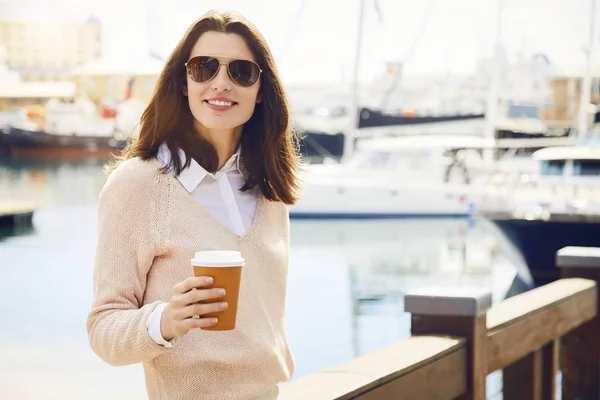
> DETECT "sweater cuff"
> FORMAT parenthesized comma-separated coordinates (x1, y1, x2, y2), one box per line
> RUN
(146, 302, 175, 348)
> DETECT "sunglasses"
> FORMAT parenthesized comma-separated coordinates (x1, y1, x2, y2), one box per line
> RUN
(185, 56, 262, 87)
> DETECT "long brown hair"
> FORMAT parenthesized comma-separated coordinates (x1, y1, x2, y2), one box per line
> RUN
(107, 10, 302, 205)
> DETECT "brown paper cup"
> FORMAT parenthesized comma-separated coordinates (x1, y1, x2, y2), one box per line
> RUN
(191, 251, 244, 331)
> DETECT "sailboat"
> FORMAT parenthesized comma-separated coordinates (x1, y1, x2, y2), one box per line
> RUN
(289, 0, 505, 218)
(2, 96, 129, 158)
(478, 0, 600, 283)
(294, 0, 485, 159)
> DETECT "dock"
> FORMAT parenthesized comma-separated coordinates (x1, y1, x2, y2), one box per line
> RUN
(280, 246, 600, 400)
(0, 200, 36, 226)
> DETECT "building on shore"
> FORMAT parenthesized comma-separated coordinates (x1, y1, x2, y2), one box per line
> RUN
(0, 81, 76, 112)
(0, 3, 102, 82)
(70, 54, 164, 107)
(548, 65, 600, 122)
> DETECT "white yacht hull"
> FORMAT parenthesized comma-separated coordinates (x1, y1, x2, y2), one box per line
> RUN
(290, 134, 493, 219)
(290, 174, 482, 218)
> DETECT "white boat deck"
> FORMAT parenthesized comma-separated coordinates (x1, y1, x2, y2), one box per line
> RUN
(0, 200, 36, 217)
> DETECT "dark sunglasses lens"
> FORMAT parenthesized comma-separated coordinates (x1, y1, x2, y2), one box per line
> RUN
(228, 60, 260, 86)
(187, 57, 219, 82)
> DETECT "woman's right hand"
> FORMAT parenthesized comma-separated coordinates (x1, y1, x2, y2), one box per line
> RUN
(160, 276, 228, 341)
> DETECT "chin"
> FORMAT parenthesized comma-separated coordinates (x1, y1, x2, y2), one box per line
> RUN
(206, 124, 241, 131)
(201, 119, 245, 131)
(194, 110, 252, 130)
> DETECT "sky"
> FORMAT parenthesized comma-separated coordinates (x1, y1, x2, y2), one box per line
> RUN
(1, 0, 598, 85)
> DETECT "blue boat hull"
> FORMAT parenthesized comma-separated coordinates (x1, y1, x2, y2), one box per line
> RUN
(289, 212, 472, 219)
(493, 219, 600, 282)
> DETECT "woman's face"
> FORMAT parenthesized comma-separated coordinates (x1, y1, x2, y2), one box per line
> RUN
(185, 31, 261, 133)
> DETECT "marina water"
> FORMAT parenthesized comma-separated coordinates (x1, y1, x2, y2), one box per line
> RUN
(0, 157, 531, 399)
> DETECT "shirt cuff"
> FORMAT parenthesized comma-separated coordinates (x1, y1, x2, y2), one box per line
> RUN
(146, 302, 175, 348)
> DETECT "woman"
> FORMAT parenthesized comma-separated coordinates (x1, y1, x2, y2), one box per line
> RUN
(86, 10, 301, 400)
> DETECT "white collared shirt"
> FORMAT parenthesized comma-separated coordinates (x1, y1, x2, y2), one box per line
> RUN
(157, 144, 259, 236)
(146, 143, 259, 347)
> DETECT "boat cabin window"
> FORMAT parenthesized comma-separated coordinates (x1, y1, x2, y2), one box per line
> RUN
(507, 103, 539, 119)
(352, 149, 430, 169)
(540, 160, 565, 176)
(353, 151, 398, 168)
(573, 160, 600, 176)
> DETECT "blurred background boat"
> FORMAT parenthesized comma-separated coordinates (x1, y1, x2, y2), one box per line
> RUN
(291, 134, 488, 218)
(1, 97, 130, 158)
(479, 139, 600, 283)
(478, 0, 600, 284)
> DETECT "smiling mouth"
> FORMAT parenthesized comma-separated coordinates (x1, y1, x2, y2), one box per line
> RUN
(204, 100, 237, 107)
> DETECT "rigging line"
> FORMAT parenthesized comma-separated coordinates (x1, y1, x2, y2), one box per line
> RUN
(403, 0, 440, 65)
(379, 0, 440, 109)
(278, 0, 309, 64)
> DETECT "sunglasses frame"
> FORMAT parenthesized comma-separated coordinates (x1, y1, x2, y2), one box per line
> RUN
(184, 56, 263, 87)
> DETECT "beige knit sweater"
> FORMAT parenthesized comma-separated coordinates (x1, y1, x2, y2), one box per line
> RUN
(86, 157, 295, 400)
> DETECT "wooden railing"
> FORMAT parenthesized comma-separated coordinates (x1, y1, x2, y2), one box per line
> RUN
(280, 246, 600, 400)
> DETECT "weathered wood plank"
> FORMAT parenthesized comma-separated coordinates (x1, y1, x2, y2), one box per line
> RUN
(486, 278, 597, 373)
(354, 346, 466, 400)
(411, 316, 487, 400)
(487, 278, 596, 330)
(279, 336, 466, 400)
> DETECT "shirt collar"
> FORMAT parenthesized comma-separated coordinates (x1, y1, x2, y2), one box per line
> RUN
(157, 143, 244, 193)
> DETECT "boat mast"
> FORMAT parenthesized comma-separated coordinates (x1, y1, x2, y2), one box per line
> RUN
(576, 0, 598, 137)
(482, 0, 504, 166)
(379, 0, 438, 110)
(343, 0, 367, 162)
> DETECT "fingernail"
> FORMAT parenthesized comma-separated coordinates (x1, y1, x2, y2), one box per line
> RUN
(219, 302, 228, 310)
(205, 277, 213, 284)
(211, 318, 218, 324)
(217, 289, 226, 296)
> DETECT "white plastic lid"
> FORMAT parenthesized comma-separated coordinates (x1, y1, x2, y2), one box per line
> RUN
(191, 250, 245, 267)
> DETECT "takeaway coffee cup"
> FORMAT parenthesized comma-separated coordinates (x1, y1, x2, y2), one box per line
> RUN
(191, 250, 244, 331)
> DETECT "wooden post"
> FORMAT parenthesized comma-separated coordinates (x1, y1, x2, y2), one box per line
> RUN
(405, 287, 491, 400)
(542, 340, 559, 400)
(502, 349, 543, 400)
(502, 338, 558, 400)
(558, 246, 600, 400)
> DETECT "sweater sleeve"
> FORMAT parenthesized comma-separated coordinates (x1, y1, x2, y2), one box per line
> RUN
(86, 160, 173, 366)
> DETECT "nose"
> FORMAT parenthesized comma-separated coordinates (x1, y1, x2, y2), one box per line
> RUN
(211, 63, 233, 92)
